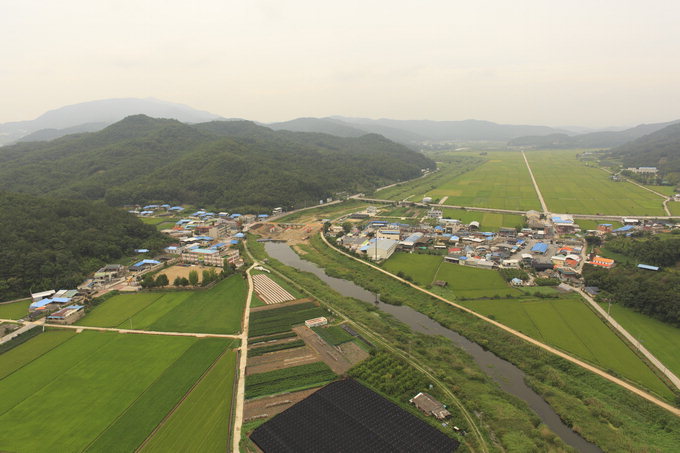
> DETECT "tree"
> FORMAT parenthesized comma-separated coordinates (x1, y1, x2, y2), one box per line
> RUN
(173, 276, 183, 287)
(188, 270, 199, 286)
(180, 277, 189, 286)
(155, 274, 169, 287)
(141, 273, 156, 288)
(342, 222, 353, 234)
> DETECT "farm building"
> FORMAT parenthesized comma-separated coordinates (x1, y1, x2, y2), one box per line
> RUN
(590, 256, 615, 268)
(531, 242, 549, 254)
(30, 289, 56, 303)
(93, 264, 126, 284)
(410, 392, 451, 420)
(637, 264, 660, 271)
(130, 259, 161, 271)
(46, 305, 85, 324)
(399, 232, 424, 249)
(305, 317, 328, 328)
(363, 238, 398, 261)
(376, 229, 401, 240)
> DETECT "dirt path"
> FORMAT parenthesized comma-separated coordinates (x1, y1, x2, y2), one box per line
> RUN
(231, 263, 257, 453)
(575, 287, 680, 391)
(319, 233, 680, 417)
(522, 151, 549, 215)
(0, 319, 241, 339)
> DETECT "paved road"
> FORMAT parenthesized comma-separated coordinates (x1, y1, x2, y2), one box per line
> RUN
(231, 263, 256, 452)
(574, 287, 680, 391)
(522, 151, 549, 215)
(319, 233, 680, 417)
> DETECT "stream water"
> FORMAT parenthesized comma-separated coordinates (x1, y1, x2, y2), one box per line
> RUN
(264, 241, 601, 453)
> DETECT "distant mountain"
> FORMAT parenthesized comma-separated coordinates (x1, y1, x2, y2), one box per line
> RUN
(268, 118, 368, 137)
(608, 123, 680, 183)
(508, 120, 680, 148)
(17, 122, 108, 142)
(332, 117, 566, 142)
(0, 98, 223, 145)
(0, 115, 434, 211)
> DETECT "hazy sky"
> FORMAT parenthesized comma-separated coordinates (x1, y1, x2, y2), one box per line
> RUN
(2, 0, 680, 127)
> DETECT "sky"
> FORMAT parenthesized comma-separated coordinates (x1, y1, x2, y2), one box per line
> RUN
(2, 0, 680, 127)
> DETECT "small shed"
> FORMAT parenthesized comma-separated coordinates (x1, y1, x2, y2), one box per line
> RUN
(410, 392, 451, 420)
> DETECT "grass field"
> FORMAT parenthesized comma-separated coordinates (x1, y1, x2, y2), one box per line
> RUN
(312, 325, 354, 345)
(456, 297, 673, 398)
(78, 275, 247, 334)
(0, 299, 31, 319)
(643, 185, 677, 196)
(249, 302, 326, 337)
(382, 253, 442, 286)
(140, 350, 237, 453)
(423, 152, 541, 211)
(441, 209, 526, 231)
(599, 303, 680, 379)
(245, 362, 336, 399)
(526, 150, 666, 215)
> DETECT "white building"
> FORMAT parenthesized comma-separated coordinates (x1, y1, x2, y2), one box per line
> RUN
(365, 238, 398, 261)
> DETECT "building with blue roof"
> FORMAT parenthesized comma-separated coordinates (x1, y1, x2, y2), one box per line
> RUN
(132, 259, 161, 269)
(135, 249, 149, 253)
(235, 232, 245, 238)
(258, 214, 269, 218)
(531, 242, 549, 254)
(230, 213, 242, 218)
(613, 225, 635, 233)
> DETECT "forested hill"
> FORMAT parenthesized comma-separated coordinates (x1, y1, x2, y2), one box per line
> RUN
(0, 115, 434, 211)
(0, 192, 168, 300)
(608, 123, 680, 183)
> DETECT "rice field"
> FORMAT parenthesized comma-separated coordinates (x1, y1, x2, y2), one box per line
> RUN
(457, 297, 673, 398)
(525, 150, 666, 215)
(441, 209, 526, 231)
(423, 152, 541, 211)
(599, 302, 680, 379)
(0, 331, 237, 452)
(0, 299, 31, 319)
(78, 275, 247, 334)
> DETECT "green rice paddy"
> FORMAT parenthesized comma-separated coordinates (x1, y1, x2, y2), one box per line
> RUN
(0, 331, 236, 453)
(0, 299, 31, 319)
(599, 302, 680, 379)
(526, 150, 666, 215)
(441, 209, 526, 231)
(424, 152, 541, 211)
(78, 275, 247, 334)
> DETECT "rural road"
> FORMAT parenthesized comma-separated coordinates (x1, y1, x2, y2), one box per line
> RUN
(318, 233, 680, 417)
(231, 263, 257, 452)
(0, 319, 242, 339)
(574, 288, 680, 391)
(597, 167, 671, 216)
(522, 151, 549, 215)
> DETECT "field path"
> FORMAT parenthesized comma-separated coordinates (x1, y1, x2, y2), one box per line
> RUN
(574, 287, 680, 391)
(0, 319, 241, 339)
(231, 262, 257, 452)
(319, 233, 680, 417)
(521, 151, 549, 214)
(438, 196, 449, 204)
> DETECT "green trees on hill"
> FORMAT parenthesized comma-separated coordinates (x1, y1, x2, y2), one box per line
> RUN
(0, 192, 168, 300)
(0, 116, 435, 212)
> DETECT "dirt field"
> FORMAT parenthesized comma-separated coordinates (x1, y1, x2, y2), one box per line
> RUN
(246, 346, 320, 375)
(243, 388, 320, 422)
(157, 264, 211, 283)
(249, 298, 314, 313)
(249, 222, 322, 245)
(293, 326, 365, 375)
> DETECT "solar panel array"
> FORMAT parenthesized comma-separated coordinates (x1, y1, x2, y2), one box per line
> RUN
(250, 379, 459, 453)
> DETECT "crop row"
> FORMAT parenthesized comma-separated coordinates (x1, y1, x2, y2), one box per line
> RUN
(245, 362, 336, 399)
(312, 325, 353, 346)
(248, 331, 298, 344)
(249, 339, 306, 357)
(249, 305, 327, 337)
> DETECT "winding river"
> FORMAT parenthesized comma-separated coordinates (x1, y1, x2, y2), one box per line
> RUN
(265, 241, 600, 453)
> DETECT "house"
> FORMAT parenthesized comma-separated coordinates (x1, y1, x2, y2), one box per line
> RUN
(376, 229, 401, 240)
(410, 392, 451, 420)
(590, 256, 614, 268)
(427, 208, 443, 219)
(531, 242, 549, 254)
(557, 267, 580, 283)
(46, 305, 85, 325)
(613, 225, 635, 235)
(93, 264, 126, 284)
(511, 278, 524, 286)
(305, 317, 328, 328)
(597, 224, 613, 233)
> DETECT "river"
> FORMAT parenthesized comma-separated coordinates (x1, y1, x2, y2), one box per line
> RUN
(264, 242, 600, 453)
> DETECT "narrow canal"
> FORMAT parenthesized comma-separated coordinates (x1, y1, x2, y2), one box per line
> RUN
(265, 241, 601, 453)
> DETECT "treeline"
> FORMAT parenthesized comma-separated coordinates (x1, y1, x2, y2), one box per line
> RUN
(0, 192, 169, 300)
(605, 234, 680, 267)
(0, 116, 435, 212)
(583, 265, 680, 325)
